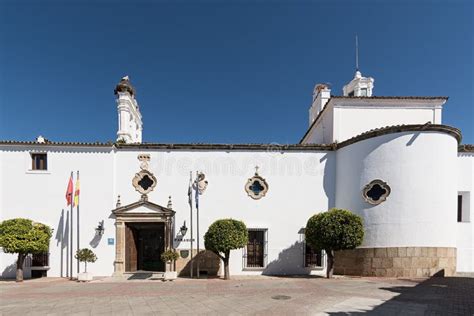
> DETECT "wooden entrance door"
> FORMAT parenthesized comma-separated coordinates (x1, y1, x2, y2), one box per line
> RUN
(125, 223, 165, 272)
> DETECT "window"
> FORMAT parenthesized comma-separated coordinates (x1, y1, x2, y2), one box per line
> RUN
(363, 179, 391, 205)
(244, 229, 267, 268)
(245, 168, 269, 200)
(31, 153, 47, 170)
(458, 192, 471, 223)
(305, 243, 323, 268)
(348, 91, 354, 97)
(360, 88, 368, 96)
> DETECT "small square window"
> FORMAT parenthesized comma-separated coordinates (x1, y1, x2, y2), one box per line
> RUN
(31, 153, 47, 170)
(360, 88, 368, 96)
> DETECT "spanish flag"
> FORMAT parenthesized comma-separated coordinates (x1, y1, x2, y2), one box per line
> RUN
(74, 172, 80, 207)
(65, 173, 73, 206)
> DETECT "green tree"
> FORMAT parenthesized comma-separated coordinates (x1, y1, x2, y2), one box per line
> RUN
(160, 249, 179, 272)
(204, 219, 248, 280)
(0, 218, 52, 282)
(75, 248, 97, 273)
(305, 209, 364, 278)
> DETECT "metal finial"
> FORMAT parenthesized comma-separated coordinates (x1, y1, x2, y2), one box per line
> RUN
(116, 195, 121, 208)
(167, 195, 173, 209)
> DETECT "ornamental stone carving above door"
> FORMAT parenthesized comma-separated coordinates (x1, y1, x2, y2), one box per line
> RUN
(132, 154, 157, 195)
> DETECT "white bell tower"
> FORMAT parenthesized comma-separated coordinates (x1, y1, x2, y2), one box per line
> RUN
(114, 76, 143, 143)
(342, 70, 375, 97)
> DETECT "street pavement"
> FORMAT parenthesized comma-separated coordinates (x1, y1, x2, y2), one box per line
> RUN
(0, 276, 473, 315)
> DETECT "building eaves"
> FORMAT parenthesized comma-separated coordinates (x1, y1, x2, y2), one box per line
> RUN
(0, 140, 113, 147)
(337, 124, 462, 149)
(331, 96, 449, 100)
(115, 143, 335, 151)
(458, 144, 474, 153)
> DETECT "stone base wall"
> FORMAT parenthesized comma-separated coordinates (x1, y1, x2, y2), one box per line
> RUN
(175, 249, 221, 277)
(334, 247, 456, 277)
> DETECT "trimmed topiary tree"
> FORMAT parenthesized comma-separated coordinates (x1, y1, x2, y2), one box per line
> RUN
(204, 219, 248, 280)
(75, 248, 97, 273)
(0, 218, 52, 282)
(305, 208, 364, 278)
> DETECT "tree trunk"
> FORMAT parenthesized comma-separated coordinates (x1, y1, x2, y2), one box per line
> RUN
(326, 250, 334, 279)
(16, 253, 26, 282)
(223, 250, 230, 280)
(85, 262, 87, 273)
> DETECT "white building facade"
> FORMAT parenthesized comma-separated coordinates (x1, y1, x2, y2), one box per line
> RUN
(1, 73, 473, 279)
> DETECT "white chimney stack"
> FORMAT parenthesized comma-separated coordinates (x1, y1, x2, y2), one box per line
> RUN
(309, 84, 331, 126)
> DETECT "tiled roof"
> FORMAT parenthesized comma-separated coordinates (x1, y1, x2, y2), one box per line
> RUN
(337, 124, 462, 149)
(331, 96, 448, 100)
(115, 143, 334, 151)
(0, 124, 464, 152)
(0, 140, 112, 147)
(459, 144, 474, 153)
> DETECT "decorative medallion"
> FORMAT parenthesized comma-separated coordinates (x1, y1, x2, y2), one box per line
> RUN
(132, 154, 157, 195)
(180, 250, 189, 259)
(245, 166, 269, 200)
(362, 179, 391, 205)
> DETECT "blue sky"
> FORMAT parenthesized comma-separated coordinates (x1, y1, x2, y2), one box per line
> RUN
(0, 0, 472, 144)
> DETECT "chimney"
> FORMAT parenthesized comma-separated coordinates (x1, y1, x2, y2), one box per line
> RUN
(309, 84, 331, 126)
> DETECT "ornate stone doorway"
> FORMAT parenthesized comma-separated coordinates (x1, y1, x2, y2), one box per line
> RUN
(111, 197, 175, 276)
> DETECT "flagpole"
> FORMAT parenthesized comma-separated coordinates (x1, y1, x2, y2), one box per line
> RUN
(60, 209, 64, 278)
(70, 171, 74, 280)
(66, 210, 69, 278)
(196, 171, 200, 279)
(189, 172, 194, 279)
(76, 170, 80, 274)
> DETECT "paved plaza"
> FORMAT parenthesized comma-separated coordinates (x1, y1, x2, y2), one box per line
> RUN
(0, 276, 473, 315)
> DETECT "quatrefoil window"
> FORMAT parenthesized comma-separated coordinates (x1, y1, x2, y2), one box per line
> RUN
(363, 179, 391, 205)
(245, 169, 268, 200)
(249, 180, 265, 196)
(138, 175, 154, 191)
(132, 170, 157, 195)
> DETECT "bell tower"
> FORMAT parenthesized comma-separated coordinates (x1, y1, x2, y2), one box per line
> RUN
(342, 70, 375, 97)
(114, 76, 143, 143)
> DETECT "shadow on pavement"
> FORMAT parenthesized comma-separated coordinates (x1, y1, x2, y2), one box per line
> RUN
(326, 276, 474, 315)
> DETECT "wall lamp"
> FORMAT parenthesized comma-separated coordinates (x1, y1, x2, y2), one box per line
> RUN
(180, 221, 188, 237)
(95, 220, 105, 236)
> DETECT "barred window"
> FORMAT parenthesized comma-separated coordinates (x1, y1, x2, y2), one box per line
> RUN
(243, 229, 268, 269)
(305, 243, 323, 268)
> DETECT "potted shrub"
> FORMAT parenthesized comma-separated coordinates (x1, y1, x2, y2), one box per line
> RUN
(161, 249, 179, 280)
(75, 248, 97, 281)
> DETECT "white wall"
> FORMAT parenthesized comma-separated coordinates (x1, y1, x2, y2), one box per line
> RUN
(457, 152, 474, 272)
(114, 149, 335, 276)
(0, 145, 336, 278)
(302, 98, 445, 144)
(0, 145, 115, 278)
(335, 131, 458, 248)
(334, 107, 442, 142)
(303, 103, 334, 144)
